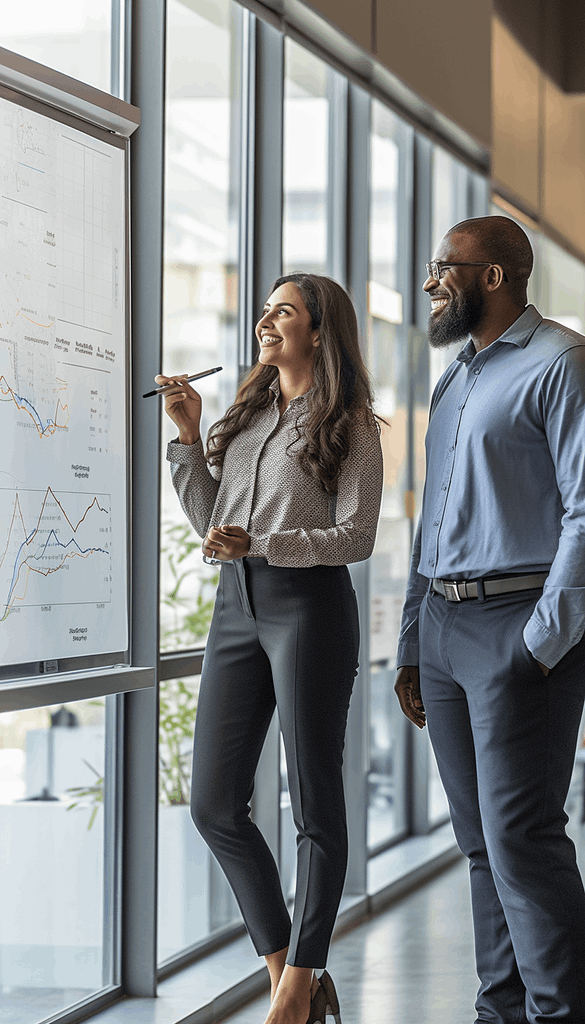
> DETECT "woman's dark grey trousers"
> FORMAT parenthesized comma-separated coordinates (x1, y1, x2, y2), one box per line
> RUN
(190, 557, 360, 968)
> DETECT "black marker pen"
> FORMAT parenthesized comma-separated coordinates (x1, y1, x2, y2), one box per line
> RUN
(142, 366, 223, 398)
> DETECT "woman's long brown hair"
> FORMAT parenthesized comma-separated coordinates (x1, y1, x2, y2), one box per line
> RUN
(205, 273, 379, 496)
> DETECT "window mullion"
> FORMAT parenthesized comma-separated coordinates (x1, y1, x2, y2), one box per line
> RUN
(245, 15, 285, 866)
(123, 0, 166, 996)
(343, 81, 371, 896)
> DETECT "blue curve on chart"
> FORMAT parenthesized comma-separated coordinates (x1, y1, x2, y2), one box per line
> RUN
(2, 528, 108, 619)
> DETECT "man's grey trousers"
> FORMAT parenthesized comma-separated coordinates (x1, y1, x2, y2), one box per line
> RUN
(419, 584, 585, 1024)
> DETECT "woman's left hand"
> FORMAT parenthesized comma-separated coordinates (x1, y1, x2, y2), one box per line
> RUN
(203, 525, 251, 561)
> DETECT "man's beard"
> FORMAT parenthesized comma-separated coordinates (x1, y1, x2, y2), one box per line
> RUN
(428, 281, 485, 348)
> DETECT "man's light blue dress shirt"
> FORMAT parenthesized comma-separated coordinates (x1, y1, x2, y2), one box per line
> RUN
(397, 304, 585, 670)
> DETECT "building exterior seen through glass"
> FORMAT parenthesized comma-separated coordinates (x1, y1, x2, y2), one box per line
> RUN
(2, 0, 116, 94)
(282, 40, 330, 276)
(157, 674, 241, 964)
(0, 698, 113, 1024)
(366, 102, 413, 850)
(157, 0, 245, 964)
(279, 39, 335, 884)
(425, 146, 479, 825)
(159, 0, 242, 655)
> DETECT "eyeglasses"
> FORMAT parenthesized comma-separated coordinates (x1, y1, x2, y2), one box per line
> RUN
(425, 260, 495, 281)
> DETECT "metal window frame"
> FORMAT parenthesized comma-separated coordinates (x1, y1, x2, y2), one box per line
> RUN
(120, 0, 167, 998)
(326, 69, 349, 284)
(246, 13, 285, 870)
(342, 81, 371, 893)
(156, 9, 287, 978)
(0, 19, 154, 1024)
(151, 0, 492, 989)
(364, 99, 415, 858)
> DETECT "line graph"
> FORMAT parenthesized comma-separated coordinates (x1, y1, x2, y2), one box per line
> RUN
(0, 374, 69, 436)
(0, 93, 128, 666)
(0, 486, 111, 619)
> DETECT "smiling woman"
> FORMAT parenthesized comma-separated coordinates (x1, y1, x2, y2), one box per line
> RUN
(159, 271, 383, 1024)
(256, 282, 321, 407)
(204, 273, 378, 497)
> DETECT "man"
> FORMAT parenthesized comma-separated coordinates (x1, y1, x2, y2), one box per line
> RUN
(395, 215, 585, 1024)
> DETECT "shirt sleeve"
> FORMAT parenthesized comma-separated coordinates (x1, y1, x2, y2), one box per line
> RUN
(166, 438, 220, 539)
(395, 376, 445, 669)
(396, 518, 428, 667)
(523, 344, 585, 668)
(247, 415, 383, 567)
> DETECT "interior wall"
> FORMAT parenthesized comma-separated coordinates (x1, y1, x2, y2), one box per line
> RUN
(491, 18, 540, 212)
(374, 0, 492, 151)
(307, 0, 372, 52)
(491, 12, 585, 260)
(294, 0, 585, 260)
(302, 0, 492, 149)
(542, 78, 585, 254)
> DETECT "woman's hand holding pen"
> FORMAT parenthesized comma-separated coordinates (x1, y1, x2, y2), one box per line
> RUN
(203, 525, 251, 561)
(154, 373, 202, 444)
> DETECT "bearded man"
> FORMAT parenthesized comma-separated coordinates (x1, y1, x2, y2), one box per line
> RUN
(395, 216, 585, 1024)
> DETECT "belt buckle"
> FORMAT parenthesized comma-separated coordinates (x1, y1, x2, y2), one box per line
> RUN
(443, 580, 462, 602)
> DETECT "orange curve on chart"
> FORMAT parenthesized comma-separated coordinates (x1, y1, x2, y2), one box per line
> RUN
(0, 375, 69, 436)
(0, 487, 110, 620)
(20, 313, 55, 329)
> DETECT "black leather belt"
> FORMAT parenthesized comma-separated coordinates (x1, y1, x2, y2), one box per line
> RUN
(432, 572, 548, 602)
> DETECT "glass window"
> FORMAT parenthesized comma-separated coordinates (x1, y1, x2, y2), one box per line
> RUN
(426, 146, 478, 827)
(283, 40, 330, 275)
(160, 0, 243, 654)
(431, 145, 468, 254)
(537, 235, 585, 333)
(279, 735, 297, 906)
(490, 201, 539, 307)
(157, 674, 240, 965)
(279, 39, 339, 883)
(428, 745, 450, 825)
(0, 697, 115, 1023)
(1, 0, 118, 95)
(367, 102, 413, 851)
(428, 145, 469, 388)
(490, 201, 585, 334)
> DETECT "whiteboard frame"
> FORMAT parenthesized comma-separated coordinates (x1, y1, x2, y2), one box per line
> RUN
(0, 55, 147, 695)
(0, 46, 140, 137)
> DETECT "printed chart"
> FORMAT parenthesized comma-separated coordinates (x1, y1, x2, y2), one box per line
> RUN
(0, 99, 127, 665)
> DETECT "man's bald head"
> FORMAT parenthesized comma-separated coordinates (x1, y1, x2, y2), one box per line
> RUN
(446, 216, 533, 306)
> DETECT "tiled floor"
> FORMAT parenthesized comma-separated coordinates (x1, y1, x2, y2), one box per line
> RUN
(218, 858, 478, 1024)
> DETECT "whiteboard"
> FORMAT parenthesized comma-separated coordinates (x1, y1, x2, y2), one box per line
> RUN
(0, 93, 128, 667)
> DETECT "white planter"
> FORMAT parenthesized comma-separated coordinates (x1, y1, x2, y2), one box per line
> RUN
(157, 803, 211, 962)
(0, 801, 103, 989)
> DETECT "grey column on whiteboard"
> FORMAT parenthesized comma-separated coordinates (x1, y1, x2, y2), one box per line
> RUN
(247, 15, 285, 865)
(344, 81, 371, 896)
(124, 0, 165, 998)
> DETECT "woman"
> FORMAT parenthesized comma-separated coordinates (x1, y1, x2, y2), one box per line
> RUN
(156, 273, 383, 1024)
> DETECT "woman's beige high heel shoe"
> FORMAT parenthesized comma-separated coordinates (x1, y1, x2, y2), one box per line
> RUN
(317, 971, 342, 1024)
